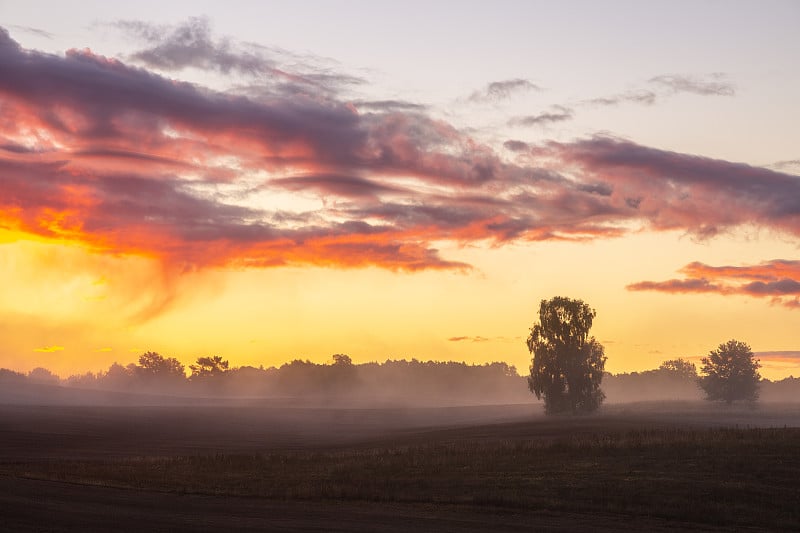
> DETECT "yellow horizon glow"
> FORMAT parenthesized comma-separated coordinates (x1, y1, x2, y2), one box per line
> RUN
(2, 228, 798, 381)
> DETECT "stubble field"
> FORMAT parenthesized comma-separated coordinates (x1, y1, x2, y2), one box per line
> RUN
(1, 401, 799, 531)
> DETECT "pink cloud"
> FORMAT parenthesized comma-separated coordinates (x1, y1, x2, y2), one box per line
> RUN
(1, 27, 798, 288)
(628, 260, 800, 309)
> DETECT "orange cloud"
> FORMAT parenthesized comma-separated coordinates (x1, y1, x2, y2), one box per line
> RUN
(2, 27, 799, 291)
(628, 260, 800, 308)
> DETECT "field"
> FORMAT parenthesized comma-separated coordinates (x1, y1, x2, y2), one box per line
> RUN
(2, 401, 800, 531)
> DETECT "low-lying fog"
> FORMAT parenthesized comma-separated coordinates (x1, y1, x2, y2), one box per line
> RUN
(2, 359, 798, 407)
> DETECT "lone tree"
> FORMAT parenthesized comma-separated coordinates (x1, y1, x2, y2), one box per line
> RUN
(699, 340, 761, 404)
(527, 297, 606, 414)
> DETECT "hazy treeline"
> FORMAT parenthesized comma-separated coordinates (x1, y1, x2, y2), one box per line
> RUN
(1, 355, 798, 405)
(0, 355, 528, 406)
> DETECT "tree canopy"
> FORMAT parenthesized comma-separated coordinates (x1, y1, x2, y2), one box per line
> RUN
(527, 296, 606, 414)
(699, 340, 761, 404)
(190, 356, 230, 379)
(658, 358, 698, 380)
(136, 351, 186, 380)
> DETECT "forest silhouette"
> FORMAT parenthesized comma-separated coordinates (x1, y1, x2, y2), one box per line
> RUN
(3, 353, 799, 406)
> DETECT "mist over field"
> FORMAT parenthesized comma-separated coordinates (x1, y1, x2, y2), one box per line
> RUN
(3, 356, 799, 408)
(3, 356, 800, 531)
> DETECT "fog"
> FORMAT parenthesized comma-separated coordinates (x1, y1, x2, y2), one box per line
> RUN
(3, 360, 800, 463)
(3, 359, 799, 409)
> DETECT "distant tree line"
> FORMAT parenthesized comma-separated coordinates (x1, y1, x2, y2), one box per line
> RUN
(1, 350, 795, 405)
(0, 296, 780, 409)
(1, 354, 528, 406)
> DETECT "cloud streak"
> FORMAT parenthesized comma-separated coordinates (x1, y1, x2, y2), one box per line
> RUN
(115, 17, 364, 97)
(117, 17, 269, 75)
(509, 106, 573, 127)
(34, 346, 65, 353)
(586, 73, 733, 108)
(448, 336, 489, 343)
(469, 78, 540, 102)
(649, 74, 735, 96)
(586, 90, 657, 107)
(628, 260, 800, 309)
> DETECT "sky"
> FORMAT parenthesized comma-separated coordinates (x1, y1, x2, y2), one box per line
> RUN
(1, 0, 799, 380)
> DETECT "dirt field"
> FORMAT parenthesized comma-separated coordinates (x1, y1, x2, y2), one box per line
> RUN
(2, 401, 799, 531)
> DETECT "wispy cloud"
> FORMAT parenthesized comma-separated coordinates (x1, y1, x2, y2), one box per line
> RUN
(509, 106, 573, 127)
(114, 17, 363, 97)
(115, 16, 269, 75)
(270, 174, 405, 199)
(350, 100, 427, 112)
(628, 260, 800, 309)
(757, 351, 800, 361)
(772, 159, 800, 174)
(9, 25, 54, 39)
(503, 140, 530, 152)
(448, 336, 489, 342)
(586, 90, 657, 107)
(649, 73, 735, 96)
(34, 345, 65, 353)
(469, 78, 540, 102)
(586, 73, 733, 108)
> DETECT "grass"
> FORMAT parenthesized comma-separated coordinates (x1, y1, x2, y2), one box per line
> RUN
(4, 426, 800, 529)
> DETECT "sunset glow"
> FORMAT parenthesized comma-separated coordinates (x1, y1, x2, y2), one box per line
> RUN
(1, 1, 799, 380)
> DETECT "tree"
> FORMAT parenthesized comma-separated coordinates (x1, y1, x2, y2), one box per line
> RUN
(28, 367, 60, 385)
(190, 356, 230, 379)
(332, 353, 353, 366)
(101, 362, 135, 390)
(135, 351, 186, 381)
(527, 297, 606, 414)
(658, 358, 698, 380)
(699, 340, 761, 404)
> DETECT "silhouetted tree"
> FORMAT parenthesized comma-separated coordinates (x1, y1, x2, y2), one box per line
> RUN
(101, 362, 135, 390)
(135, 351, 185, 381)
(658, 358, 698, 380)
(190, 356, 230, 379)
(0, 368, 26, 383)
(28, 367, 60, 385)
(66, 371, 99, 388)
(527, 297, 606, 414)
(699, 340, 761, 404)
(332, 353, 353, 366)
